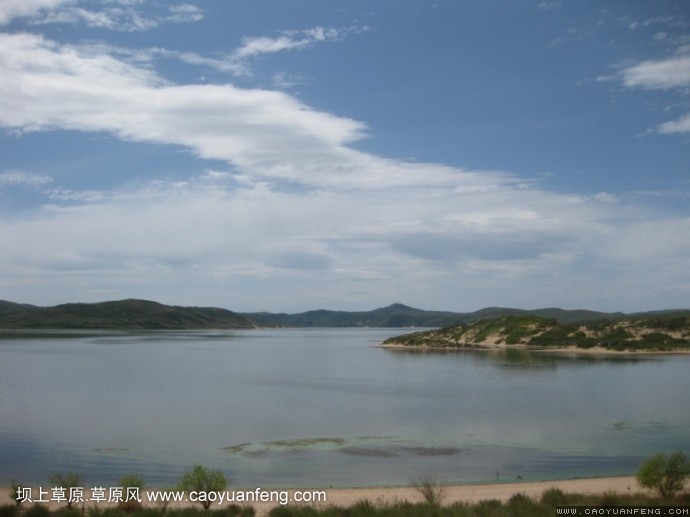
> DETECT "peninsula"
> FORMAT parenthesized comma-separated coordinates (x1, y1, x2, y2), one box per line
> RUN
(382, 314, 690, 352)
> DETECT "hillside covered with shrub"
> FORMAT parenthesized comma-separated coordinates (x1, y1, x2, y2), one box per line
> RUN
(383, 314, 690, 352)
(0, 299, 256, 330)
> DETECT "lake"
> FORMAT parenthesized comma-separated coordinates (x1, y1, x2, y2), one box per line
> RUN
(1, 328, 689, 488)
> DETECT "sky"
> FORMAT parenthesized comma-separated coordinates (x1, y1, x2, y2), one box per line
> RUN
(1, 0, 689, 313)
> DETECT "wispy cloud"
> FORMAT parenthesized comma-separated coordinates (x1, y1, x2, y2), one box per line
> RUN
(45, 187, 104, 202)
(608, 54, 690, 134)
(0, 0, 203, 31)
(79, 25, 364, 78)
(234, 27, 343, 60)
(0, 0, 74, 26)
(228, 26, 364, 76)
(537, 2, 561, 10)
(271, 72, 306, 90)
(166, 4, 203, 24)
(0, 169, 53, 186)
(0, 169, 105, 204)
(626, 15, 690, 31)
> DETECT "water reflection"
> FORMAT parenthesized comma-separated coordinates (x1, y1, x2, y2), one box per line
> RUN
(383, 346, 656, 370)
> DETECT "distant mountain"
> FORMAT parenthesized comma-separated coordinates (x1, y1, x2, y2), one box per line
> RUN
(242, 303, 625, 328)
(0, 300, 38, 316)
(242, 303, 464, 328)
(0, 299, 256, 330)
(462, 307, 628, 325)
(0, 299, 687, 330)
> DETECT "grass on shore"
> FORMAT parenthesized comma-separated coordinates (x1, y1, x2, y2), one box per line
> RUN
(2, 488, 689, 517)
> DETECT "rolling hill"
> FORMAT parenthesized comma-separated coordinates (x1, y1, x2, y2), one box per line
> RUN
(241, 303, 622, 328)
(0, 299, 256, 330)
(0, 299, 686, 331)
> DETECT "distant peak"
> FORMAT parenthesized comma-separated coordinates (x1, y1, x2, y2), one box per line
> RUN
(383, 303, 417, 311)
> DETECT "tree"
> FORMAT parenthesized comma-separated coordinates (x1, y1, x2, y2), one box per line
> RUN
(9, 479, 23, 507)
(118, 474, 146, 513)
(49, 473, 83, 509)
(636, 451, 690, 498)
(412, 475, 446, 506)
(119, 474, 146, 491)
(178, 464, 228, 510)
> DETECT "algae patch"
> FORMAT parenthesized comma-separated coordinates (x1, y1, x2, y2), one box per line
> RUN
(222, 436, 461, 459)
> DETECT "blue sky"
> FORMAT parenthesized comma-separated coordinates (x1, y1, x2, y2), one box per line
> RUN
(1, 0, 689, 313)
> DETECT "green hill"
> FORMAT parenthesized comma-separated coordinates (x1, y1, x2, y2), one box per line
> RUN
(1, 299, 688, 333)
(0, 299, 256, 330)
(0, 300, 38, 316)
(241, 303, 626, 328)
(243, 303, 464, 327)
(383, 313, 690, 352)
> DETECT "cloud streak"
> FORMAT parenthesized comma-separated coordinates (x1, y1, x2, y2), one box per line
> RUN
(0, 0, 203, 31)
(0, 170, 53, 186)
(150, 26, 364, 77)
(0, 0, 75, 26)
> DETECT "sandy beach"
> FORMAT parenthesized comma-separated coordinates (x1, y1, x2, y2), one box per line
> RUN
(377, 342, 690, 355)
(2, 476, 644, 516)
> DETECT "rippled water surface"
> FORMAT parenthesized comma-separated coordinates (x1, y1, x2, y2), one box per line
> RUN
(1, 328, 689, 487)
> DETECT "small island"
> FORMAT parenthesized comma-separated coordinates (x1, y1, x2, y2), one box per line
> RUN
(382, 314, 690, 353)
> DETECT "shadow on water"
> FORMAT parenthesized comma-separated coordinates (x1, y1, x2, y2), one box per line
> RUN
(0, 329, 241, 344)
(383, 346, 658, 370)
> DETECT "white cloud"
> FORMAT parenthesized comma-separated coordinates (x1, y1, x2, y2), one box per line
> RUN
(537, 2, 561, 10)
(0, 0, 203, 31)
(1, 33, 689, 311)
(0, 0, 74, 25)
(3, 172, 688, 311)
(271, 72, 306, 90)
(0, 170, 105, 204)
(0, 176, 601, 293)
(226, 26, 361, 76)
(166, 4, 203, 24)
(657, 114, 690, 134)
(0, 169, 53, 186)
(46, 187, 104, 202)
(0, 32, 371, 186)
(62, 25, 362, 78)
(618, 55, 690, 90)
(234, 27, 342, 61)
(148, 48, 248, 76)
(612, 54, 690, 134)
(37, 6, 159, 32)
(631, 15, 690, 31)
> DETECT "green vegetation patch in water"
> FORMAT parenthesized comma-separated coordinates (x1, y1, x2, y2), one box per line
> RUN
(265, 437, 347, 448)
(222, 436, 462, 459)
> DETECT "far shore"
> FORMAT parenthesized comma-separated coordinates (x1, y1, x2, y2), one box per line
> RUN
(376, 342, 690, 355)
(1, 476, 647, 516)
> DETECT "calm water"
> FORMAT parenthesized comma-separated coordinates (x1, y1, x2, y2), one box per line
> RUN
(1, 328, 689, 488)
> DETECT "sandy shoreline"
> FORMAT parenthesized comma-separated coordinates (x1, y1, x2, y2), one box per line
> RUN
(376, 342, 690, 355)
(1, 476, 644, 516)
